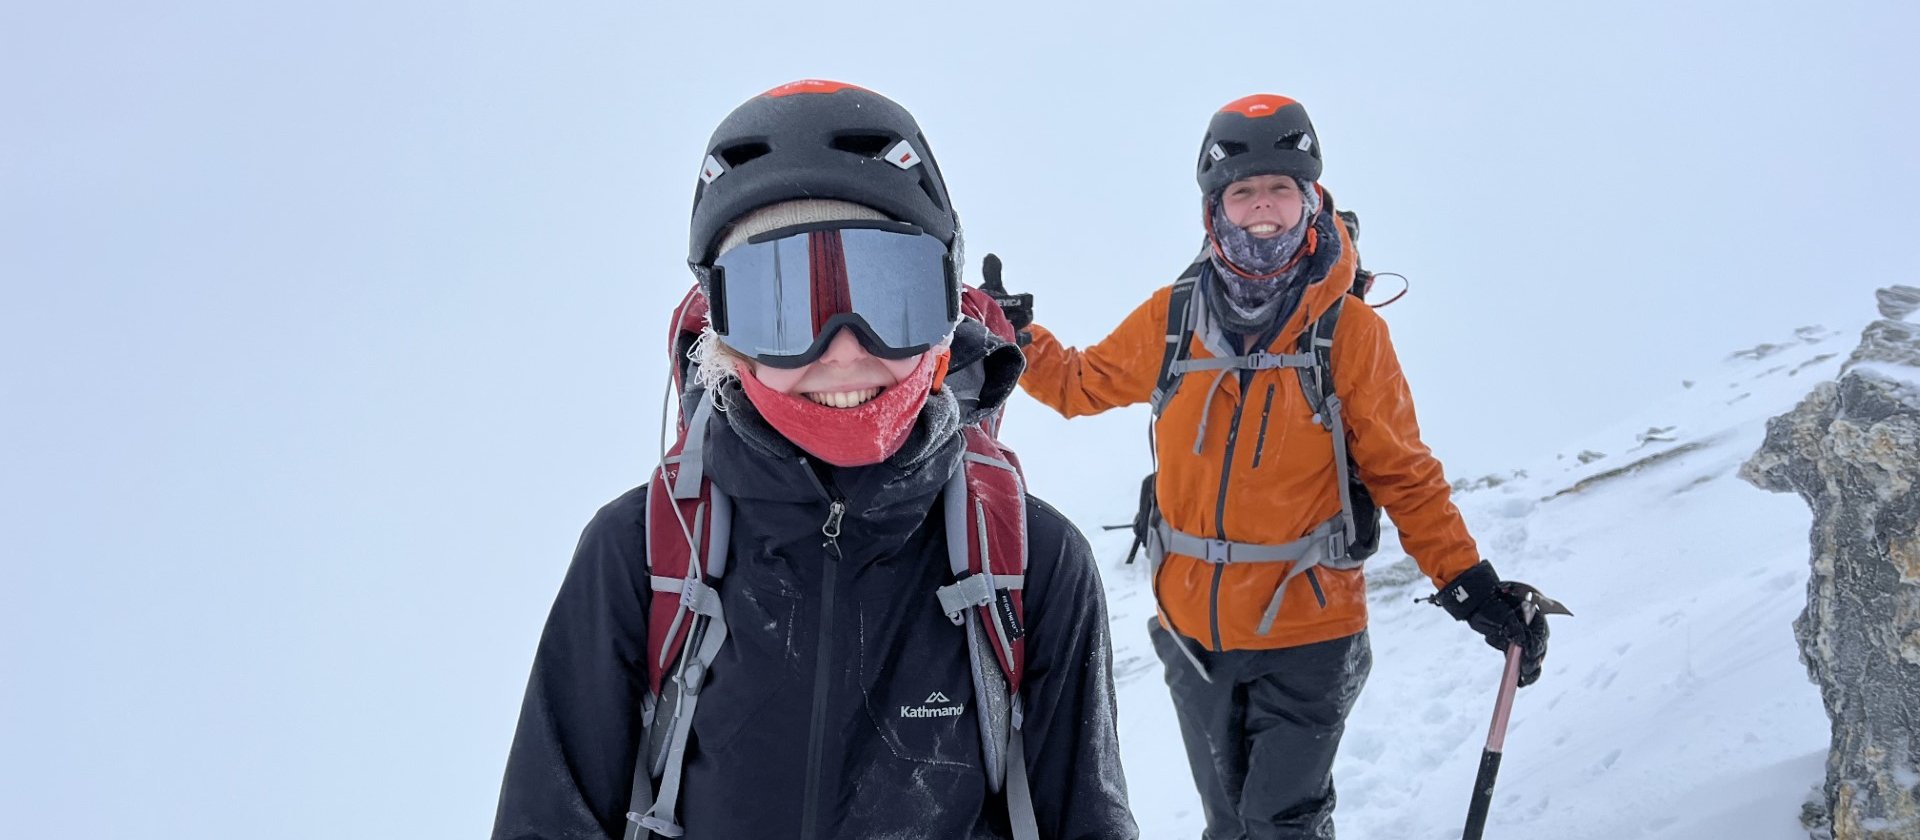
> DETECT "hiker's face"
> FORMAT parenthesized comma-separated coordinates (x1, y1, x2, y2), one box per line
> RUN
(1220, 174, 1304, 238)
(746, 328, 924, 409)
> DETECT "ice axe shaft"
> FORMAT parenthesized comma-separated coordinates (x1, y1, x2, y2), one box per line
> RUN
(1460, 585, 1569, 840)
(1461, 639, 1524, 839)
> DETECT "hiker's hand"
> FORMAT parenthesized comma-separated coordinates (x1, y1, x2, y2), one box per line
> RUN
(1436, 561, 1550, 687)
(979, 253, 1033, 344)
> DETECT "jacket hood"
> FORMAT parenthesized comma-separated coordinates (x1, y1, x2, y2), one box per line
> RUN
(945, 317, 1025, 426)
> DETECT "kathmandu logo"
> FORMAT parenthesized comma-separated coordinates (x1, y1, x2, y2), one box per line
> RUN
(899, 690, 964, 719)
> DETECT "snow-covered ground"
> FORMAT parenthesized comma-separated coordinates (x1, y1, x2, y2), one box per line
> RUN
(1084, 321, 1853, 838)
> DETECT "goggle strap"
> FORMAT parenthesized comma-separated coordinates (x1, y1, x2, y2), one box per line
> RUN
(809, 230, 851, 333)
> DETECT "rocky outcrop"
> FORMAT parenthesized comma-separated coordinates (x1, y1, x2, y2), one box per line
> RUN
(1742, 285, 1920, 840)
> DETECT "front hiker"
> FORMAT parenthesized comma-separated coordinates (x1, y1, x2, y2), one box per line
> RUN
(489, 81, 1137, 839)
(992, 94, 1554, 839)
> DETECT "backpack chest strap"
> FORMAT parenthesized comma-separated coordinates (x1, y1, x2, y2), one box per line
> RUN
(1168, 351, 1314, 375)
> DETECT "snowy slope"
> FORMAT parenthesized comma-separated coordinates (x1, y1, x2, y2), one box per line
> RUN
(1087, 321, 1857, 838)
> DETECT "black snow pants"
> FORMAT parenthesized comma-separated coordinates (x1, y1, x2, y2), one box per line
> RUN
(1149, 618, 1372, 840)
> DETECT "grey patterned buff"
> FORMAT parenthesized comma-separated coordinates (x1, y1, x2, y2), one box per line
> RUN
(1208, 181, 1322, 310)
(1205, 183, 1328, 331)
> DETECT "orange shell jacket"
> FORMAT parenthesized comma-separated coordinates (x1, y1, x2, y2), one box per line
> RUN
(1019, 220, 1480, 651)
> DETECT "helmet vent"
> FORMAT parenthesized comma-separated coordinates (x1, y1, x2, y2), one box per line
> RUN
(918, 175, 945, 210)
(829, 133, 893, 158)
(718, 142, 771, 168)
(1217, 141, 1249, 157)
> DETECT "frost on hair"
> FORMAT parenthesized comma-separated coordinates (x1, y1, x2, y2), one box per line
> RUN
(688, 327, 746, 393)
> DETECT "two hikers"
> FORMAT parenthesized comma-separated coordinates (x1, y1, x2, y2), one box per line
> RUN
(493, 84, 1553, 840)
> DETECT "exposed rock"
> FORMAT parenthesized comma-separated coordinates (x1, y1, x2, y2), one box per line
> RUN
(1546, 439, 1714, 501)
(1742, 286, 1920, 840)
(1450, 469, 1528, 494)
(1731, 342, 1794, 361)
(1792, 354, 1840, 377)
(1631, 425, 1679, 451)
(1878, 286, 1920, 321)
(1576, 449, 1607, 465)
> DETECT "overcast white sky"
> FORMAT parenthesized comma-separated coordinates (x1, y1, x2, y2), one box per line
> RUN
(4, 2, 1916, 837)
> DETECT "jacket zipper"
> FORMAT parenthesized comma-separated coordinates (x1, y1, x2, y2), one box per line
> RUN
(1251, 383, 1276, 469)
(799, 497, 845, 840)
(1305, 567, 1328, 609)
(1209, 385, 1251, 652)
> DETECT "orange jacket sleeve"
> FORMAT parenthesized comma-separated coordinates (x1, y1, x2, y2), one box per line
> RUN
(1331, 303, 1481, 589)
(1017, 288, 1172, 418)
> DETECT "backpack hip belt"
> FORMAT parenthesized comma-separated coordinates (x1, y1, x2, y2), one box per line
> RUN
(1150, 512, 1362, 635)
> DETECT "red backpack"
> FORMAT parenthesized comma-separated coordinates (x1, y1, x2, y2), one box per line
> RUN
(625, 286, 1040, 840)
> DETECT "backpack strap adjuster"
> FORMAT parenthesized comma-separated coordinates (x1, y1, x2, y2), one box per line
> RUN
(936, 573, 997, 625)
(677, 577, 718, 616)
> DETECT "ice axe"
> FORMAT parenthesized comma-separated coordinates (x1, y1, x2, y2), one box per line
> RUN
(1461, 583, 1571, 840)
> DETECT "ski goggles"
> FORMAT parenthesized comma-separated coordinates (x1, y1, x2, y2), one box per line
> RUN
(696, 220, 959, 369)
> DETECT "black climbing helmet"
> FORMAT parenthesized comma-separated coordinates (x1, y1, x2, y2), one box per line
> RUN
(1195, 93, 1323, 198)
(688, 80, 957, 266)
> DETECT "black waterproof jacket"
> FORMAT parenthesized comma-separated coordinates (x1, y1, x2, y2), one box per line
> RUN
(491, 322, 1137, 839)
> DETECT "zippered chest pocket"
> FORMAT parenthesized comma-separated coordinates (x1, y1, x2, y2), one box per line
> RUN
(855, 598, 978, 769)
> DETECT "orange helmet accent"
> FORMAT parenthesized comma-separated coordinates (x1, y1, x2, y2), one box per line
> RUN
(761, 79, 870, 98)
(1218, 94, 1302, 118)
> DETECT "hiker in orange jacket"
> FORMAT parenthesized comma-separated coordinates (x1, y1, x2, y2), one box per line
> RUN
(982, 94, 1555, 839)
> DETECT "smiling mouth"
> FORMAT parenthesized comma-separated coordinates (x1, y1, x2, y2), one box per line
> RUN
(1246, 222, 1281, 236)
(805, 387, 883, 408)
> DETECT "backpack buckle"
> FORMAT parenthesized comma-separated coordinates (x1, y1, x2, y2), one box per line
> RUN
(1203, 539, 1234, 564)
(632, 812, 686, 838)
(1325, 533, 1349, 565)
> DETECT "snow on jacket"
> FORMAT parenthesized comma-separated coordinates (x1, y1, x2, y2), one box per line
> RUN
(1017, 194, 1480, 651)
(491, 321, 1138, 839)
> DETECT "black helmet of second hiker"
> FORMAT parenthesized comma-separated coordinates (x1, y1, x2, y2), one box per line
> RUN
(1195, 94, 1323, 197)
(688, 80, 957, 267)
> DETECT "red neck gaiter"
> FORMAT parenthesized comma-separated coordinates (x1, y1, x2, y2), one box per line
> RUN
(736, 351, 940, 467)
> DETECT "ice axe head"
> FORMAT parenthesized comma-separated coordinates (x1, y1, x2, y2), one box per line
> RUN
(1501, 582, 1573, 621)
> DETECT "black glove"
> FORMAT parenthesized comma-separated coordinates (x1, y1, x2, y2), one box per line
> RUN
(1435, 561, 1550, 687)
(978, 253, 1033, 345)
